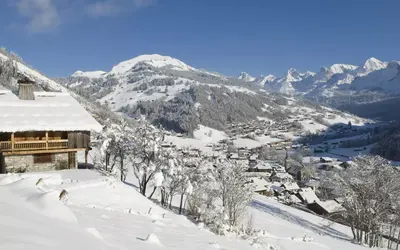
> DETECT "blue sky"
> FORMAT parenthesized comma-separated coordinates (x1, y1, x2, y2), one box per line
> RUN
(1, 0, 400, 77)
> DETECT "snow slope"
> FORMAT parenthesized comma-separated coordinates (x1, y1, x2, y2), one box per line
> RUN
(72, 70, 107, 78)
(0, 170, 373, 250)
(0, 52, 67, 92)
(108, 54, 195, 75)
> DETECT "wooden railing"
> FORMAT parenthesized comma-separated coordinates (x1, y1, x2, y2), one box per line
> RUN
(0, 139, 68, 152)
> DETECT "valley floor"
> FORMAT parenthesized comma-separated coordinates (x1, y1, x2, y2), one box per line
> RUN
(0, 169, 374, 250)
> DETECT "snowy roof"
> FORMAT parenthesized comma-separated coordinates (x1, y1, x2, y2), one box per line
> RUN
(254, 161, 273, 170)
(298, 188, 320, 204)
(281, 182, 300, 191)
(273, 172, 293, 180)
(316, 200, 345, 213)
(289, 194, 302, 203)
(0, 91, 102, 132)
(249, 177, 269, 192)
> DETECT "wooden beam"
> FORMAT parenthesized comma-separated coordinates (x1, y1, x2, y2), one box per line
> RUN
(11, 133, 14, 151)
(3, 148, 86, 156)
(45, 131, 49, 150)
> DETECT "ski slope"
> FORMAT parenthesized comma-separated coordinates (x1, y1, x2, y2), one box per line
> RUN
(0, 170, 373, 250)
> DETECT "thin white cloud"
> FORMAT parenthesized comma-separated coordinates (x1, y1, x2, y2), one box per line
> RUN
(86, 1, 122, 17)
(85, 0, 154, 17)
(11, 0, 154, 32)
(16, 0, 61, 33)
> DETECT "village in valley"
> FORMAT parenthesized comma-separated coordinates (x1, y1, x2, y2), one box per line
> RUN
(156, 108, 387, 219)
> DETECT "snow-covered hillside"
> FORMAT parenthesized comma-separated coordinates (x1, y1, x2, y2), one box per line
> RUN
(0, 170, 371, 250)
(0, 50, 67, 92)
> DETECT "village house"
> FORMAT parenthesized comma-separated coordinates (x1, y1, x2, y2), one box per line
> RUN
(248, 160, 273, 173)
(0, 79, 102, 173)
(307, 200, 345, 216)
(270, 172, 293, 183)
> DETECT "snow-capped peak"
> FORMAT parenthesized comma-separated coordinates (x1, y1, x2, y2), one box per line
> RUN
(256, 74, 276, 87)
(363, 57, 387, 72)
(238, 72, 256, 82)
(263, 74, 277, 82)
(72, 70, 107, 78)
(329, 64, 358, 74)
(285, 68, 301, 82)
(108, 54, 195, 75)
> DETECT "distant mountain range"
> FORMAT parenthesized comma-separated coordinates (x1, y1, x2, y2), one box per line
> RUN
(239, 57, 400, 104)
(54, 54, 366, 134)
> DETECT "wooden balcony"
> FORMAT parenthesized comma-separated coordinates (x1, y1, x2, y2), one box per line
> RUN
(0, 139, 69, 152)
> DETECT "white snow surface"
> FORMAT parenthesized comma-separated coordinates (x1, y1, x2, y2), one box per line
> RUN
(238, 72, 256, 82)
(193, 125, 227, 143)
(72, 70, 107, 78)
(0, 170, 371, 250)
(0, 91, 102, 132)
(108, 54, 195, 75)
(0, 53, 67, 93)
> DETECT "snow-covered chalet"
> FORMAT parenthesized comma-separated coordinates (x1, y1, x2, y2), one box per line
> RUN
(0, 79, 102, 173)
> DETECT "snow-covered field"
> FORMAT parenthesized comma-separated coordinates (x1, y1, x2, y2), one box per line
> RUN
(0, 169, 373, 250)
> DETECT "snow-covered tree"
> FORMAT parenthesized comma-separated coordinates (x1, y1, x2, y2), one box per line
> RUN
(214, 160, 254, 227)
(321, 155, 400, 247)
(98, 118, 134, 181)
(131, 122, 173, 196)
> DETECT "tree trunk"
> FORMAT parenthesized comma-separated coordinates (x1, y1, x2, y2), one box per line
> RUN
(388, 226, 393, 249)
(396, 228, 400, 250)
(148, 187, 157, 199)
(141, 174, 147, 196)
(179, 193, 184, 214)
(120, 152, 124, 181)
(160, 189, 165, 206)
(105, 153, 109, 171)
(169, 194, 174, 209)
(351, 226, 356, 240)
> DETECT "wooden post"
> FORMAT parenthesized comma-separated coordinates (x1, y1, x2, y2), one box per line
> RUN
(0, 153, 6, 174)
(11, 133, 14, 151)
(45, 131, 49, 150)
(85, 150, 88, 168)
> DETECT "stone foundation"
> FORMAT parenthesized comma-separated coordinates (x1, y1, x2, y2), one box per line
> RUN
(5, 152, 74, 173)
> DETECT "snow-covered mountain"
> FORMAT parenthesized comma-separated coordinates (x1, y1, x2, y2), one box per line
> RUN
(58, 53, 367, 134)
(72, 70, 107, 78)
(238, 72, 256, 82)
(241, 57, 400, 102)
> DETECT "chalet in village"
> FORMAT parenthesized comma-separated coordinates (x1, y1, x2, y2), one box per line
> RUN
(0, 79, 102, 173)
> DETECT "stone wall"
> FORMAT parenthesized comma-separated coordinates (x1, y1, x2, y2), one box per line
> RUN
(5, 153, 70, 173)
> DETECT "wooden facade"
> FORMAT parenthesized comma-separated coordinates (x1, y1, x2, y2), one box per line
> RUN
(0, 131, 91, 173)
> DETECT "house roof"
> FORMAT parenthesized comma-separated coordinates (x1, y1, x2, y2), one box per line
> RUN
(249, 177, 269, 192)
(316, 200, 345, 213)
(298, 188, 320, 204)
(281, 182, 300, 191)
(254, 161, 273, 170)
(289, 194, 302, 203)
(0, 91, 102, 133)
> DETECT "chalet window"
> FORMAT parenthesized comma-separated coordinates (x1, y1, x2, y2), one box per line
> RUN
(34, 154, 53, 164)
